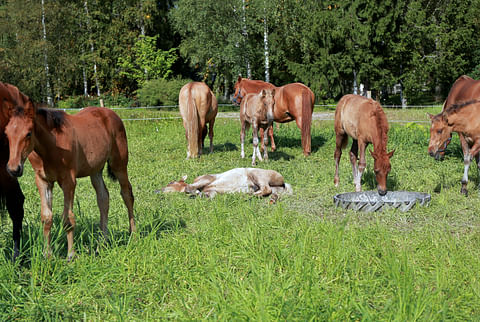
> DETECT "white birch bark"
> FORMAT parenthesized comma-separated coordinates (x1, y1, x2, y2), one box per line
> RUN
(41, 0, 53, 106)
(84, 0, 101, 97)
(263, 1, 270, 83)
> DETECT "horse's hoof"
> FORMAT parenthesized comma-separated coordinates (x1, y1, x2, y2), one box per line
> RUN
(461, 188, 468, 197)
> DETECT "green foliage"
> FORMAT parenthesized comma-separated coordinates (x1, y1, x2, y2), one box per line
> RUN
(135, 77, 192, 106)
(118, 35, 177, 86)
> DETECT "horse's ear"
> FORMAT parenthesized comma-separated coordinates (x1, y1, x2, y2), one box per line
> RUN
(261, 89, 266, 97)
(387, 149, 395, 158)
(427, 113, 434, 120)
(271, 88, 275, 96)
(181, 175, 187, 182)
(237, 75, 242, 82)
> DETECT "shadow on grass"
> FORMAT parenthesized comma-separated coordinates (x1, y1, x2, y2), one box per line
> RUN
(210, 141, 237, 152)
(3, 209, 186, 266)
(362, 168, 399, 191)
(270, 134, 327, 153)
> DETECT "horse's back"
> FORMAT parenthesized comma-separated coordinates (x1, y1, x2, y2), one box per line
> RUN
(335, 94, 383, 139)
(445, 75, 480, 107)
(179, 82, 216, 120)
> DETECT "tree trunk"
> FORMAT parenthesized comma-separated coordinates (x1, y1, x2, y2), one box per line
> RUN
(263, 1, 270, 83)
(41, 0, 53, 106)
(242, 0, 251, 78)
(84, 0, 101, 97)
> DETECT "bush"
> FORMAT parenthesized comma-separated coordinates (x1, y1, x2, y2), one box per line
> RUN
(56, 94, 135, 109)
(136, 77, 192, 107)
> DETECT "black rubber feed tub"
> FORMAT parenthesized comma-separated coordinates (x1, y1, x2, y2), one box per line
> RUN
(333, 191, 431, 212)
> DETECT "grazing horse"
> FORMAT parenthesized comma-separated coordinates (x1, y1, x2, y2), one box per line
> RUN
(5, 106, 136, 259)
(240, 89, 275, 166)
(434, 75, 480, 160)
(161, 167, 292, 198)
(334, 94, 395, 195)
(0, 82, 27, 260)
(179, 82, 218, 158)
(233, 76, 315, 156)
(428, 100, 480, 196)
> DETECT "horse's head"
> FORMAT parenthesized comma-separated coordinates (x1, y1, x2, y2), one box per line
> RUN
(260, 89, 275, 122)
(4, 99, 36, 177)
(428, 113, 452, 161)
(370, 149, 394, 196)
(162, 175, 188, 193)
(232, 76, 245, 105)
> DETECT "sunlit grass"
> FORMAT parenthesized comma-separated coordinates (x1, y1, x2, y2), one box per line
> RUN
(0, 107, 479, 320)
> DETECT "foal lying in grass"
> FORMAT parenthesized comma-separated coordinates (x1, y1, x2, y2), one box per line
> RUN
(161, 167, 292, 199)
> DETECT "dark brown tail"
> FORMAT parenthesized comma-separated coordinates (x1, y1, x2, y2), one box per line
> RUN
(301, 90, 313, 155)
(186, 88, 199, 158)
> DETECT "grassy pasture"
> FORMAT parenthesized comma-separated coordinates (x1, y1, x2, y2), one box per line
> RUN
(0, 106, 480, 320)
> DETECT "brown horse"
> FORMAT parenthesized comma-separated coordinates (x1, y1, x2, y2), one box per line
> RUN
(334, 94, 394, 195)
(435, 75, 480, 159)
(179, 82, 218, 158)
(5, 106, 136, 259)
(233, 76, 315, 156)
(240, 89, 275, 166)
(428, 100, 480, 196)
(0, 82, 27, 260)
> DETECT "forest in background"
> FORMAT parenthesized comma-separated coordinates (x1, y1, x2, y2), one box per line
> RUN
(1, 0, 479, 106)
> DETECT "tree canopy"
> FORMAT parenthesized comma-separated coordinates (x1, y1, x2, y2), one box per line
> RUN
(0, 0, 479, 104)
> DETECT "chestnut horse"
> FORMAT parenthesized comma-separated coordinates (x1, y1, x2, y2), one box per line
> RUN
(5, 106, 136, 259)
(428, 100, 480, 196)
(179, 82, 218, 158)
(0, 82, 27, 260)
(434, 75, 480, 160)
(233, 76, 314, 156)
(240, 89, 275, 166)
(334, 94, 394, 195)
(162, 167, 292, 198)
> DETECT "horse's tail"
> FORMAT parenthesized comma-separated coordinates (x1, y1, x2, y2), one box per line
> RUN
(301, 90, 313, 156)
(186, 87, 199, 158)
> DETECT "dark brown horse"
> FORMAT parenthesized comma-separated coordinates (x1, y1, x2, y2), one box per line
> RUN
(0, 82, 27, 260)
(428, 100, 480, 196)
(334, 94, 394, 195)
(179, 82, 218, 158)
(5, 105, 136, 259)
(435, 75, 480, 159)
(233, 76, 315, 156)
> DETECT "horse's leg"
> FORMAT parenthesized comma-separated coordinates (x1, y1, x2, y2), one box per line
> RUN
(198, 120, 207, 156)
(460, 137, 471, 196)
(4, 178, 24, 261)
(334, 133, 347, 187)
(59, 177, 77, 260)
(252, 123, 262, 165)
(262, 126, 269, 161)
(348, 140, 359, 190)
(259, 128, 265, 153)
(110, 168, 136, 233)
(208, 119, 215, 154)
(268, 124, 276, 152)
(90, 172, 110, 240)
(240, 121, 249, 158)
(34, 175, 54, 258)
(356, 141, 367, 192)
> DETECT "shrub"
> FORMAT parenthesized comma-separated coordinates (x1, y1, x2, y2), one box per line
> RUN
(56, 94, 134, 109)
(136, 77, 192, 107)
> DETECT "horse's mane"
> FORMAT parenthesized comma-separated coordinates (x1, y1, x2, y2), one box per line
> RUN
(37, 108, 66, 129)
(444, 99, 480, 116)
(372, 102, 389, 147)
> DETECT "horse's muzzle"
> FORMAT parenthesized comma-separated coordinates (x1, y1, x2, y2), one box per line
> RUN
(377, 188, 387, 196)
(6, 164, 23, 177)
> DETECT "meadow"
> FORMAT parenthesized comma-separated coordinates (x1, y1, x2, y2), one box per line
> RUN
(0, 105, 479, 320)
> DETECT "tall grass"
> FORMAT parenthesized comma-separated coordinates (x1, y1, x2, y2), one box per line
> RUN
(0, 107, 479, 320)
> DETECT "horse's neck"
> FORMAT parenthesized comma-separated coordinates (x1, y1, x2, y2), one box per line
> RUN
(33, 115, 58, 157)
(371, 114, 388, 154)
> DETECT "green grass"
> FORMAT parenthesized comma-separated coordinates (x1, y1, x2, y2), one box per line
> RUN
(0, 107, 479, 320)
